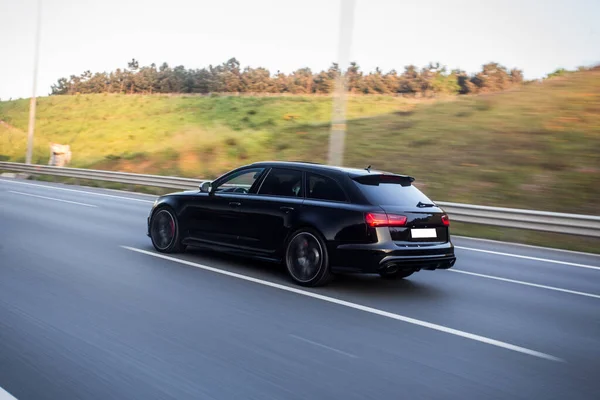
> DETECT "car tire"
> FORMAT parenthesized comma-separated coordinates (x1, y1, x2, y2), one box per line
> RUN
(285, 228, 333, 287)
(149, 207, 185, 253)
(379, 270, 414, 280)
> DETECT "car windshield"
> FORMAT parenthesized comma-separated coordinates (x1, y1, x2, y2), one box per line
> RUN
(354, 181, 434, 207)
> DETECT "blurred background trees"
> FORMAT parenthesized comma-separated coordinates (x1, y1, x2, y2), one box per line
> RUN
(50, 58, 532, 96)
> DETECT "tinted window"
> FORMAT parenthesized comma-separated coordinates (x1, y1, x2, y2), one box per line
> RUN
(355, 182, 433, 206)
(307, 173, 347, 202)
(258, 168, 303, 197)
(214, 168, 264, 194)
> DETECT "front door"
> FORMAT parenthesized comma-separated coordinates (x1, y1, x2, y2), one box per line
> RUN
(186, 167, 266, 248)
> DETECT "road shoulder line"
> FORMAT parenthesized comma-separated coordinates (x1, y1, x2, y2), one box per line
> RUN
(8, 191, 97, 207)
(454, 235, 600, 258)
(448, 269, 600, 299)
(455, 246, 600, 271)
(0, 179, 154, 203)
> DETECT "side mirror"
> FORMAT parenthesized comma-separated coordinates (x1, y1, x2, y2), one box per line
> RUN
(199, 181, 212, 193)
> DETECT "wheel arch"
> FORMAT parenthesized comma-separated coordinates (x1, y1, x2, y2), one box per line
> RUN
(150, 195, 188, 225)
(282, 222, 325, 252)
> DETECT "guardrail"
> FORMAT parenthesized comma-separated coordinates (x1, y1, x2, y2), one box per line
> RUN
(436, 202, 600, 238)
(0, 161, 200, 190)
(1, 161, 599, 238)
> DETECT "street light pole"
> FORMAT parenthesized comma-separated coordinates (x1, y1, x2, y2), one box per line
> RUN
(26, 0, 42, 165)
(327, 0, 356, 167)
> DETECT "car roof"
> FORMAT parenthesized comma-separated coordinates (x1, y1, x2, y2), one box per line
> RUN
(246, 161, 404, 178)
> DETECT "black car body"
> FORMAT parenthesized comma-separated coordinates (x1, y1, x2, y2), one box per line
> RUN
(147, 161, 456, 286)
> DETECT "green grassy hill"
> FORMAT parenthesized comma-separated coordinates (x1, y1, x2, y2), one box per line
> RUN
(0, 95, 413, 173)
(1, 69, 599, 215)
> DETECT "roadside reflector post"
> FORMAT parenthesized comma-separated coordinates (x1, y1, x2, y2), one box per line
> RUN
(327, 0, 356, 167)
(26, 0, 42, 165)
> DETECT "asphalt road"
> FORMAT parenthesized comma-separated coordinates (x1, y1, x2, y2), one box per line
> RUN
(1, 178, 599, 400)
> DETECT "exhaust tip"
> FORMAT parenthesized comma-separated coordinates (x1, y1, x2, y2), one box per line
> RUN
(386, 264, 399, 274)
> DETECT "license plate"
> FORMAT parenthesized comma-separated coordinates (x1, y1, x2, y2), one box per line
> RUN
(411, 228, 437, 239)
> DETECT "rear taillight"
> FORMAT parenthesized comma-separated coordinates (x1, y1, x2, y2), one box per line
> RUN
(442, 214, 450, 227)
(365, 213, 407, 227)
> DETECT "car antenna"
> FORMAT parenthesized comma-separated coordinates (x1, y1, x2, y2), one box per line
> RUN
(365, 165, 371, 173)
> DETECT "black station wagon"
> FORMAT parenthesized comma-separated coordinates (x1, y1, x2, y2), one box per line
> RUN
(148, 161, 456, 286)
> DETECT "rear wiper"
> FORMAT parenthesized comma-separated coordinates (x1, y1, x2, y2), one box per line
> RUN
(417, 201, 435, 208)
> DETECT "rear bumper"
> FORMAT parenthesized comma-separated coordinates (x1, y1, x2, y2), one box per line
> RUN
(377, 253, 456, 272)
(330, 231, 456, 274)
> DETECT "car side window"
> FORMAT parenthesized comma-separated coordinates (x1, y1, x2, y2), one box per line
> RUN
(258, 168, 303, 198)
(214, 168, 265, 194)
(307, 173, 347, 202)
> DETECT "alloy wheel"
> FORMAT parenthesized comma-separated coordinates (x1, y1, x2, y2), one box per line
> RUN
(286, 232, 323, 283)
(151, 209, 176, 251)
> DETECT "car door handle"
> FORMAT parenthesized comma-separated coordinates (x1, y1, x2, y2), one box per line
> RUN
(280, 206, 295, 213)
(229, 201, 242, 207)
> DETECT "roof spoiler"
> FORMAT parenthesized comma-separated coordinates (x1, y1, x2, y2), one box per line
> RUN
(352, 174, 415, 187)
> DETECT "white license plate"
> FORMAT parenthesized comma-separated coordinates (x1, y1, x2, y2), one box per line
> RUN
(410, 228, 437, 239)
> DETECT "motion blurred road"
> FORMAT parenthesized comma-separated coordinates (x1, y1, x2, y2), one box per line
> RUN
(1, 178, 599, 400)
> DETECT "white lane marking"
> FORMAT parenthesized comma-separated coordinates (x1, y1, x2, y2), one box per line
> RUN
(83, 186, 157, 198)
(449, 269, 600, 300)
(0, 385, 17, 400)
(289, 334, 358, 358)
(0, 179, 154, 203)
(456, 246, 600, 272)
(8, 191, 97, 208)
(454, 235, 600, 258)
(122, 246, 563, 362)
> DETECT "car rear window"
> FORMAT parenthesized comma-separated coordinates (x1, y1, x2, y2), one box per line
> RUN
(354, 181, 433, 206)
(307, 173, 348, 202)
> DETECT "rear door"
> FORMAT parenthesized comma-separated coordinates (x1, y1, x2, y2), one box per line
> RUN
(352, 175, 449, 243)
(236, 167, 305, 254)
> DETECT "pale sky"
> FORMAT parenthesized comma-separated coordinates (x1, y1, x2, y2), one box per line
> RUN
(0, 0, 598, 100)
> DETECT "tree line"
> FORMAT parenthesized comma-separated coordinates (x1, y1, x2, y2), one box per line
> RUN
(51, 58, 525, 96)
